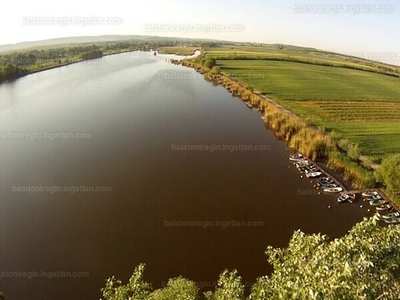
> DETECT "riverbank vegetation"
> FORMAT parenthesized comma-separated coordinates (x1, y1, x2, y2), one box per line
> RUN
(173, 44, 400, 202)
(0, 38, 203, 83)
(101, 217, 400, 300)
(375, 154, 400, 206)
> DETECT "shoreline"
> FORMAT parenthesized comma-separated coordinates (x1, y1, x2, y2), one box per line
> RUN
(2, 49, 198, 84)
(0, 49, 139, 84)
(172, 58, 400, 214)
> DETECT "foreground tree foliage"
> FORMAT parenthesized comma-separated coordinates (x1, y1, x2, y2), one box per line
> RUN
(250, 216, 400, 299)
(101, 217, 400, 300)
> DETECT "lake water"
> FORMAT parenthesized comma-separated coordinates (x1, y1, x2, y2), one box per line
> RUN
(0, 52, 373, 300)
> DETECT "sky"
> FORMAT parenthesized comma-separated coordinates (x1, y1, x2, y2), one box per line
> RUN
(1, 0, 400, 64)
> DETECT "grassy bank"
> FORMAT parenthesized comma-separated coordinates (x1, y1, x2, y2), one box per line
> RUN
(174, 50, 395, 194)
(157, 46, 199, 56)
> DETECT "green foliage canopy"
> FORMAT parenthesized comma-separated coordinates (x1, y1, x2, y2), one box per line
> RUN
(101, 217, 400, 300)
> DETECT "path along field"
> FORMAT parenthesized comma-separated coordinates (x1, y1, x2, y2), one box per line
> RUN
(214, 57, 400, 158)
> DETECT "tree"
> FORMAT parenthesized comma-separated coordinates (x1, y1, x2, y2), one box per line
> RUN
(201, 58, 216, 69)
(375, 153, 400, 196)
(338, 138, 350, 151)
(347, 143, 360, 160)
(207, 270, 244, 300)
(249, 216, 400, 300)
(101, 217, 400, 300)
(150, 277, 199, 300)
(101, 264, 152, 300)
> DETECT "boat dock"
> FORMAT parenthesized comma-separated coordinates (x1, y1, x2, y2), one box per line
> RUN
(304, 158, 345, 191)
(292, 153, 400, 215)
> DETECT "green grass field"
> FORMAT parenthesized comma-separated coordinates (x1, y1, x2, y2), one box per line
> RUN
(207, 46, 400, 158)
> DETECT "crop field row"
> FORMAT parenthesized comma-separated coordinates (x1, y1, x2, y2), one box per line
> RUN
(207, 45, 400, 77)
(217, 60, 400, 101)
(213, 57, 400, 157)
(336, 124, 400, 156)
(294, 101, 400, 122)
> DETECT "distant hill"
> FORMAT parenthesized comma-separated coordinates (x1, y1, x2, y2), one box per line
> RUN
(0, 35, 228, 53)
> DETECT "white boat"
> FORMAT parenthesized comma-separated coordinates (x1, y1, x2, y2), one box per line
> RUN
(382, 211, 400, 219)
(376, 204, 392, 212)
(324, 186, 343, 193)
(384, 217, 400, 224)
(289, 153, 304, 161)
(306, 171, 322, 178)
(305, 167, 319, 173)
(371, 194, 383, 200)
(317, 177, 334, 183)
(338, 194, 349, 203)
(295, 160, 310, 167)
(318, 183, 338, 189)
(362, 191, 380, 198)
(338, 193, 356, 203)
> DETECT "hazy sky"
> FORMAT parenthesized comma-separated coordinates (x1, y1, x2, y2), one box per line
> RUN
(1, 0, 400, 64)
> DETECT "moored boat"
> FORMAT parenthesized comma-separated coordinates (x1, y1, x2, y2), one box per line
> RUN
(338, 194, 350, 203)
(362, 191, 374, 197)
(323, 186, 343, 193)
(305, 170, 320, 176)
(306, 171, 322, 178)
(369, 199, 388, 206)
(371, 194, 383, 200)
(383, 217, 400, 224)
(317, 176, 332, 182)
(299, 164, 316, 171)
(382, 211, 400, 219)
(338, 193, 356, 203)
(317, 183, 337, 188)
(317, 177, 334, 184)
(295, 160, 310, 167)
(346, 193, 356, 203)
(289, 153, 304, 161)
(376, 204, 392, 212)
(362, 191, 381, 198)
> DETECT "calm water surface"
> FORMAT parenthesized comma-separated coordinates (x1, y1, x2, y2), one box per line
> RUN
(0, 52, 373, 299)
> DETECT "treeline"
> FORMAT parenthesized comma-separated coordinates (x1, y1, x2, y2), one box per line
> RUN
(0, 63, 27, 82)
(0, 44, 100, 66)
(80, 49, 102, 60)
(0, 40, 197, 83)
